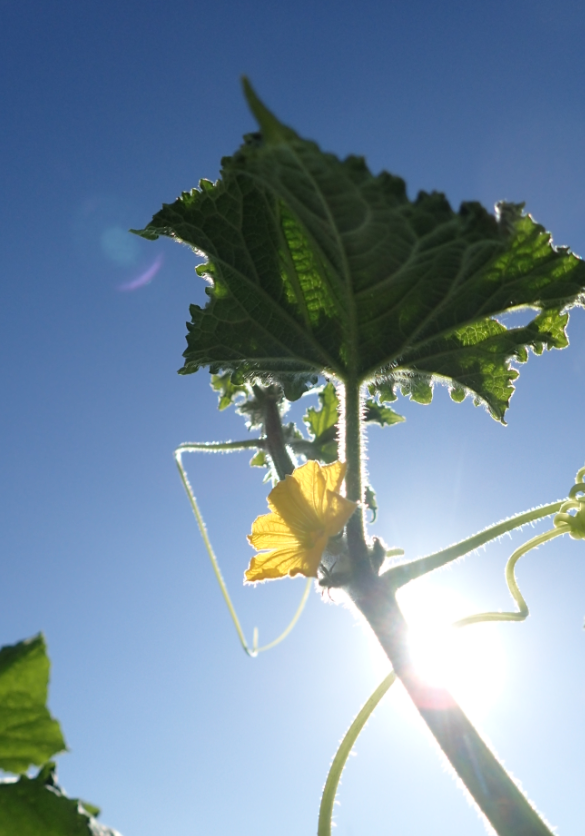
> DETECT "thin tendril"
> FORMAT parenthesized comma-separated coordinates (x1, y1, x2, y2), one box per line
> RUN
(176, 439, 263, 454)
(317, 671, 396, 836)
(454, 526, 567, 629)
(175, 446, 311, 657)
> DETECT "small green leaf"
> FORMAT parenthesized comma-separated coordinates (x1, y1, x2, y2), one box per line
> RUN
(249, 450, 268, 468)
(0, 764, 120, 836)
(0, 635, 66, 774)
(209, 376, 271, 430)
(302, 383, 339, 463)
(304, 383, 338, 441)
(367, 381, 397, 403)
(211, 372, 248, 411)
(363, 400, 405, 426)
(134, 82, 585, 421)
(401, 377, 433, 405)
(364, 486, 378, 522)
(273, 372, 319, 402)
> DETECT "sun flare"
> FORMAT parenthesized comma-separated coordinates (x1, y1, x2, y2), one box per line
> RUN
(396, 582, 506, 718)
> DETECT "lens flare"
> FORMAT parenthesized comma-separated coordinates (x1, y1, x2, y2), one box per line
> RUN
(118, 254, 163, 291)
(397, 582, 506, 719)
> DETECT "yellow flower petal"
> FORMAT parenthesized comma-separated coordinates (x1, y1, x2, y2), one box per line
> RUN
(247, 514, 301, 549)
(245, 460, 358, 583)
(322, 490, 359, 538)
(287, 460, 328, 518)
(321, 460, 347, 495)
(267, 474, 321, 538)
(245, 546, 305, 582)
(245, 534, 328, 582)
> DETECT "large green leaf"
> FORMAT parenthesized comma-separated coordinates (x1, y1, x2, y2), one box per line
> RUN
(0, 635, 66, 774)
(0, 763, 119, 836)
(133, 81, 585, 420)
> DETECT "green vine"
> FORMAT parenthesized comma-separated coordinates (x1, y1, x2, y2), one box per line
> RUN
(132, 80, 585, 836)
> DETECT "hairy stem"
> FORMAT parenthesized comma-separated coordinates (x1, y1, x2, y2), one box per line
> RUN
(350, 579, 554, 836)
(261, 391, 295, 480)
(343, 379, 367, 560)
(387, 500, 565, 587)
(320, 521, 567, 836)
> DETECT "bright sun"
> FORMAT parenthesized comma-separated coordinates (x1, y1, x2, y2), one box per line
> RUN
(395, 581, 506, 718)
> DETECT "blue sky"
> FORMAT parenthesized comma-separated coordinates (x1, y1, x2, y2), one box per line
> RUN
(2, 1, 585, 834)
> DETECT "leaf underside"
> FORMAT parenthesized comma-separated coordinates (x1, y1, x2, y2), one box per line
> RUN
(133, 80, 585, 421)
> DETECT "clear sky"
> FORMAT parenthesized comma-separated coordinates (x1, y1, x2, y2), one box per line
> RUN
(2, 1, 585, 834)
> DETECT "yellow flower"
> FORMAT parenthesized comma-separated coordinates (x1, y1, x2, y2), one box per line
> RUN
(245, 460, 358, 582)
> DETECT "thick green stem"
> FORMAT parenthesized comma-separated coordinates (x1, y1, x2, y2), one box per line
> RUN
(387, 500, 565, 588)
(343, 378, 367, 561)
(262, 392, 295, 480)
(350, 579, 554, 836)
(320, 523, 570, 836)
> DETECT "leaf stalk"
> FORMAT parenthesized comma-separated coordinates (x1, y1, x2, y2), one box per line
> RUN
(257, 386, 296, 480)
(343, 379, 368, 562)
(386, 499, 565, 587)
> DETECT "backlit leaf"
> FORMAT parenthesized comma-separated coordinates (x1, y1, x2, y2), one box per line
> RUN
(133, 81, 585, 421)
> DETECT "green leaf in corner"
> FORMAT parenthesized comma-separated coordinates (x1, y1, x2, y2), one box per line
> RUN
(0, 635, 66, 774)
(133, 80, 585, 422)
(0, 763, 120, 836)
